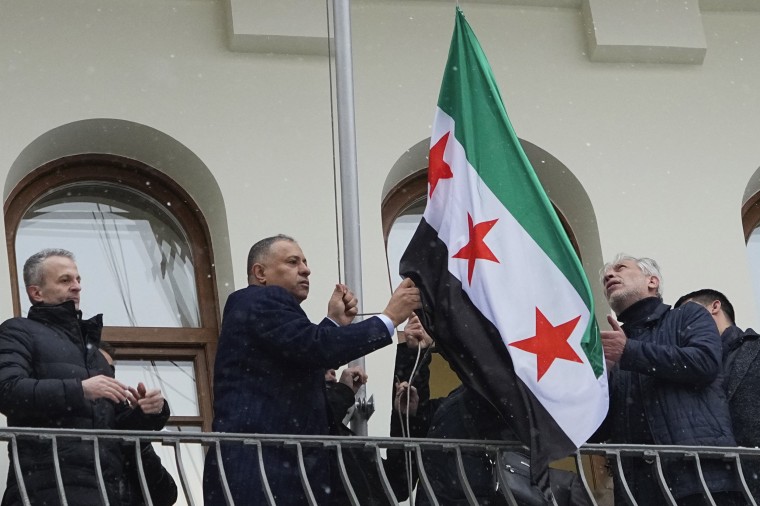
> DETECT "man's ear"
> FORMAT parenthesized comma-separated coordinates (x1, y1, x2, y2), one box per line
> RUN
(648, 275, 660, 293)
(26, 285, 43, 304)
(710, 300, 722, 316)
(251, 263, 267, 285)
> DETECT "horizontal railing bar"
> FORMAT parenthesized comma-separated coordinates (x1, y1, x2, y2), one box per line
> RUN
(6, 427, 760, 506)
(3, 428, 760, 458)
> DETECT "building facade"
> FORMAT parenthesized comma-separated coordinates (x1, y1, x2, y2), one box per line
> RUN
(2, 0, 760, 500)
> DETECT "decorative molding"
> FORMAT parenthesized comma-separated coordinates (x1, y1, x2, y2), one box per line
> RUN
(223, 0, 759, 60)
(700, 0, 760, 11)
(582, 0, 707, 64)
(226, 0, 330, 55)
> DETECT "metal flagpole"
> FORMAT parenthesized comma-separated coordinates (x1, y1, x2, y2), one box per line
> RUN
(332, 0, 372, 435)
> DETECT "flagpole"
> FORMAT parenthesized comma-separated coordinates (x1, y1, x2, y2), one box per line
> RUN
(332, 0, 371, 436)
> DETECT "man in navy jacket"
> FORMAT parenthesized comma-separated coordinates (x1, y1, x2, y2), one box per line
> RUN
(203, 234, 420, 505)
(600, 254, 742, 505)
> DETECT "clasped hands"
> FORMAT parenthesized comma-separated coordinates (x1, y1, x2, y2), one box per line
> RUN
(82, 376, 165, 414)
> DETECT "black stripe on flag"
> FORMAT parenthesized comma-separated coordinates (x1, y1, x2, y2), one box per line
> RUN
(400, 216, 576, 496)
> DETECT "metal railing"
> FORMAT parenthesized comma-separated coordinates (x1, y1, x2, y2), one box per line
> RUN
(582, 443, 760, 506)
(0, 427, 759, 506)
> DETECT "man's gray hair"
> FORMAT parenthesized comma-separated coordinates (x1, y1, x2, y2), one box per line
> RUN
(23, 248, 75, 287)
(246, 234, 296, 275)
(601, 253, 664, 298)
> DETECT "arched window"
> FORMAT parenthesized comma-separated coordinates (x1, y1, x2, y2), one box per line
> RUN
(4, 154, 219, 432)
(742, 193, 760, 318)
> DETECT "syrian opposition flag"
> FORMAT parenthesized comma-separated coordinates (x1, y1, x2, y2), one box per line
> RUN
(400, 7, 608, 490)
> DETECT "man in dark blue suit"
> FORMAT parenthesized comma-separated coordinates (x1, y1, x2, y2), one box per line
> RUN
(203, 234, 421, 505)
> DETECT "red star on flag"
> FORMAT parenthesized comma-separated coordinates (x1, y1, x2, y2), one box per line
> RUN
(509, 308, 583, 381)
(452, 213, 500, 284)
(428, 132, 454, 197)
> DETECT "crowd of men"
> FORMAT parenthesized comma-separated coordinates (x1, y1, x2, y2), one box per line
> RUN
(0, 242, 759, 505)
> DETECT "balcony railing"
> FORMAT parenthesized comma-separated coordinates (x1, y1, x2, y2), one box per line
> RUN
(0, 427, 758, 506)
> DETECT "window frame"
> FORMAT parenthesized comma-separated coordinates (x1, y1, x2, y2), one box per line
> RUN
(112, 346, 211, 429)
(743, 192, 760, 241)
(4, 153, 220, 430)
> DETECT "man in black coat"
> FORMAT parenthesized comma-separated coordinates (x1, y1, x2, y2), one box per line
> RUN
(0, 248, 171, 506)
(600, 254, 743, 505)
(202, 234, 421, 506)
(100, 343, 178, 506)
(675, 288, 760, 500)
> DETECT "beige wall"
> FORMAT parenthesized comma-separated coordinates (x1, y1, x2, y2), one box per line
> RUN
(1, 0, 760, 440)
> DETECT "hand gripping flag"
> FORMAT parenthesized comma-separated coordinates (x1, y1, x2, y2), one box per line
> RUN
(400, 7, 608, 496)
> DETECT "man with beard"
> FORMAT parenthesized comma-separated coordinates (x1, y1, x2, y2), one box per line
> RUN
(599, 254, 742, 505)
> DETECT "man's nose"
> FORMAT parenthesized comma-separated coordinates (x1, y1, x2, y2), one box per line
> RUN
(301, 263, 311, 276)
(72, 280, 82, 291)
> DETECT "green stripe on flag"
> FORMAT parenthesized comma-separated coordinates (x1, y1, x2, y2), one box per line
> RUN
(437, 8, 603, 377)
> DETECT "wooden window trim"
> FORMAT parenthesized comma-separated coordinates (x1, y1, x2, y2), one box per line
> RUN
(113, 346, 210, 431)
(381, 170, 428, 242)
(4, 153, 220, 331)
(742, 192, 760, 241)
(103, 327, 218, 345)
(4, 153, 219, 430)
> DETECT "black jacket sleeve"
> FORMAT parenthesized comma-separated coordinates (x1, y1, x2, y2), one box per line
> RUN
(116, 399, 171, 431)
(0, 319, 89, 418)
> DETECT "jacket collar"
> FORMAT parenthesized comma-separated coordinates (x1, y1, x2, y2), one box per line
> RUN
(617, 296, 667, 327)
(722, 324, 759, 346)
(721, 324, 744, 351)
(28, 300, 82, 324)
(27, 301, 103, 344)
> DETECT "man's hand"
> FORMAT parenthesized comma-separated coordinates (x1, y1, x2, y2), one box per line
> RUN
(82, 375, 130, 403)
(394, 381, 419, 416)
(338, 366, 368, 394)
(601, 314, 626, 366)
(327, 283, 359, 326)
(382, 278, 421, 327)
(127, 382, 166, 414)
(403, 313, 434, 349)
